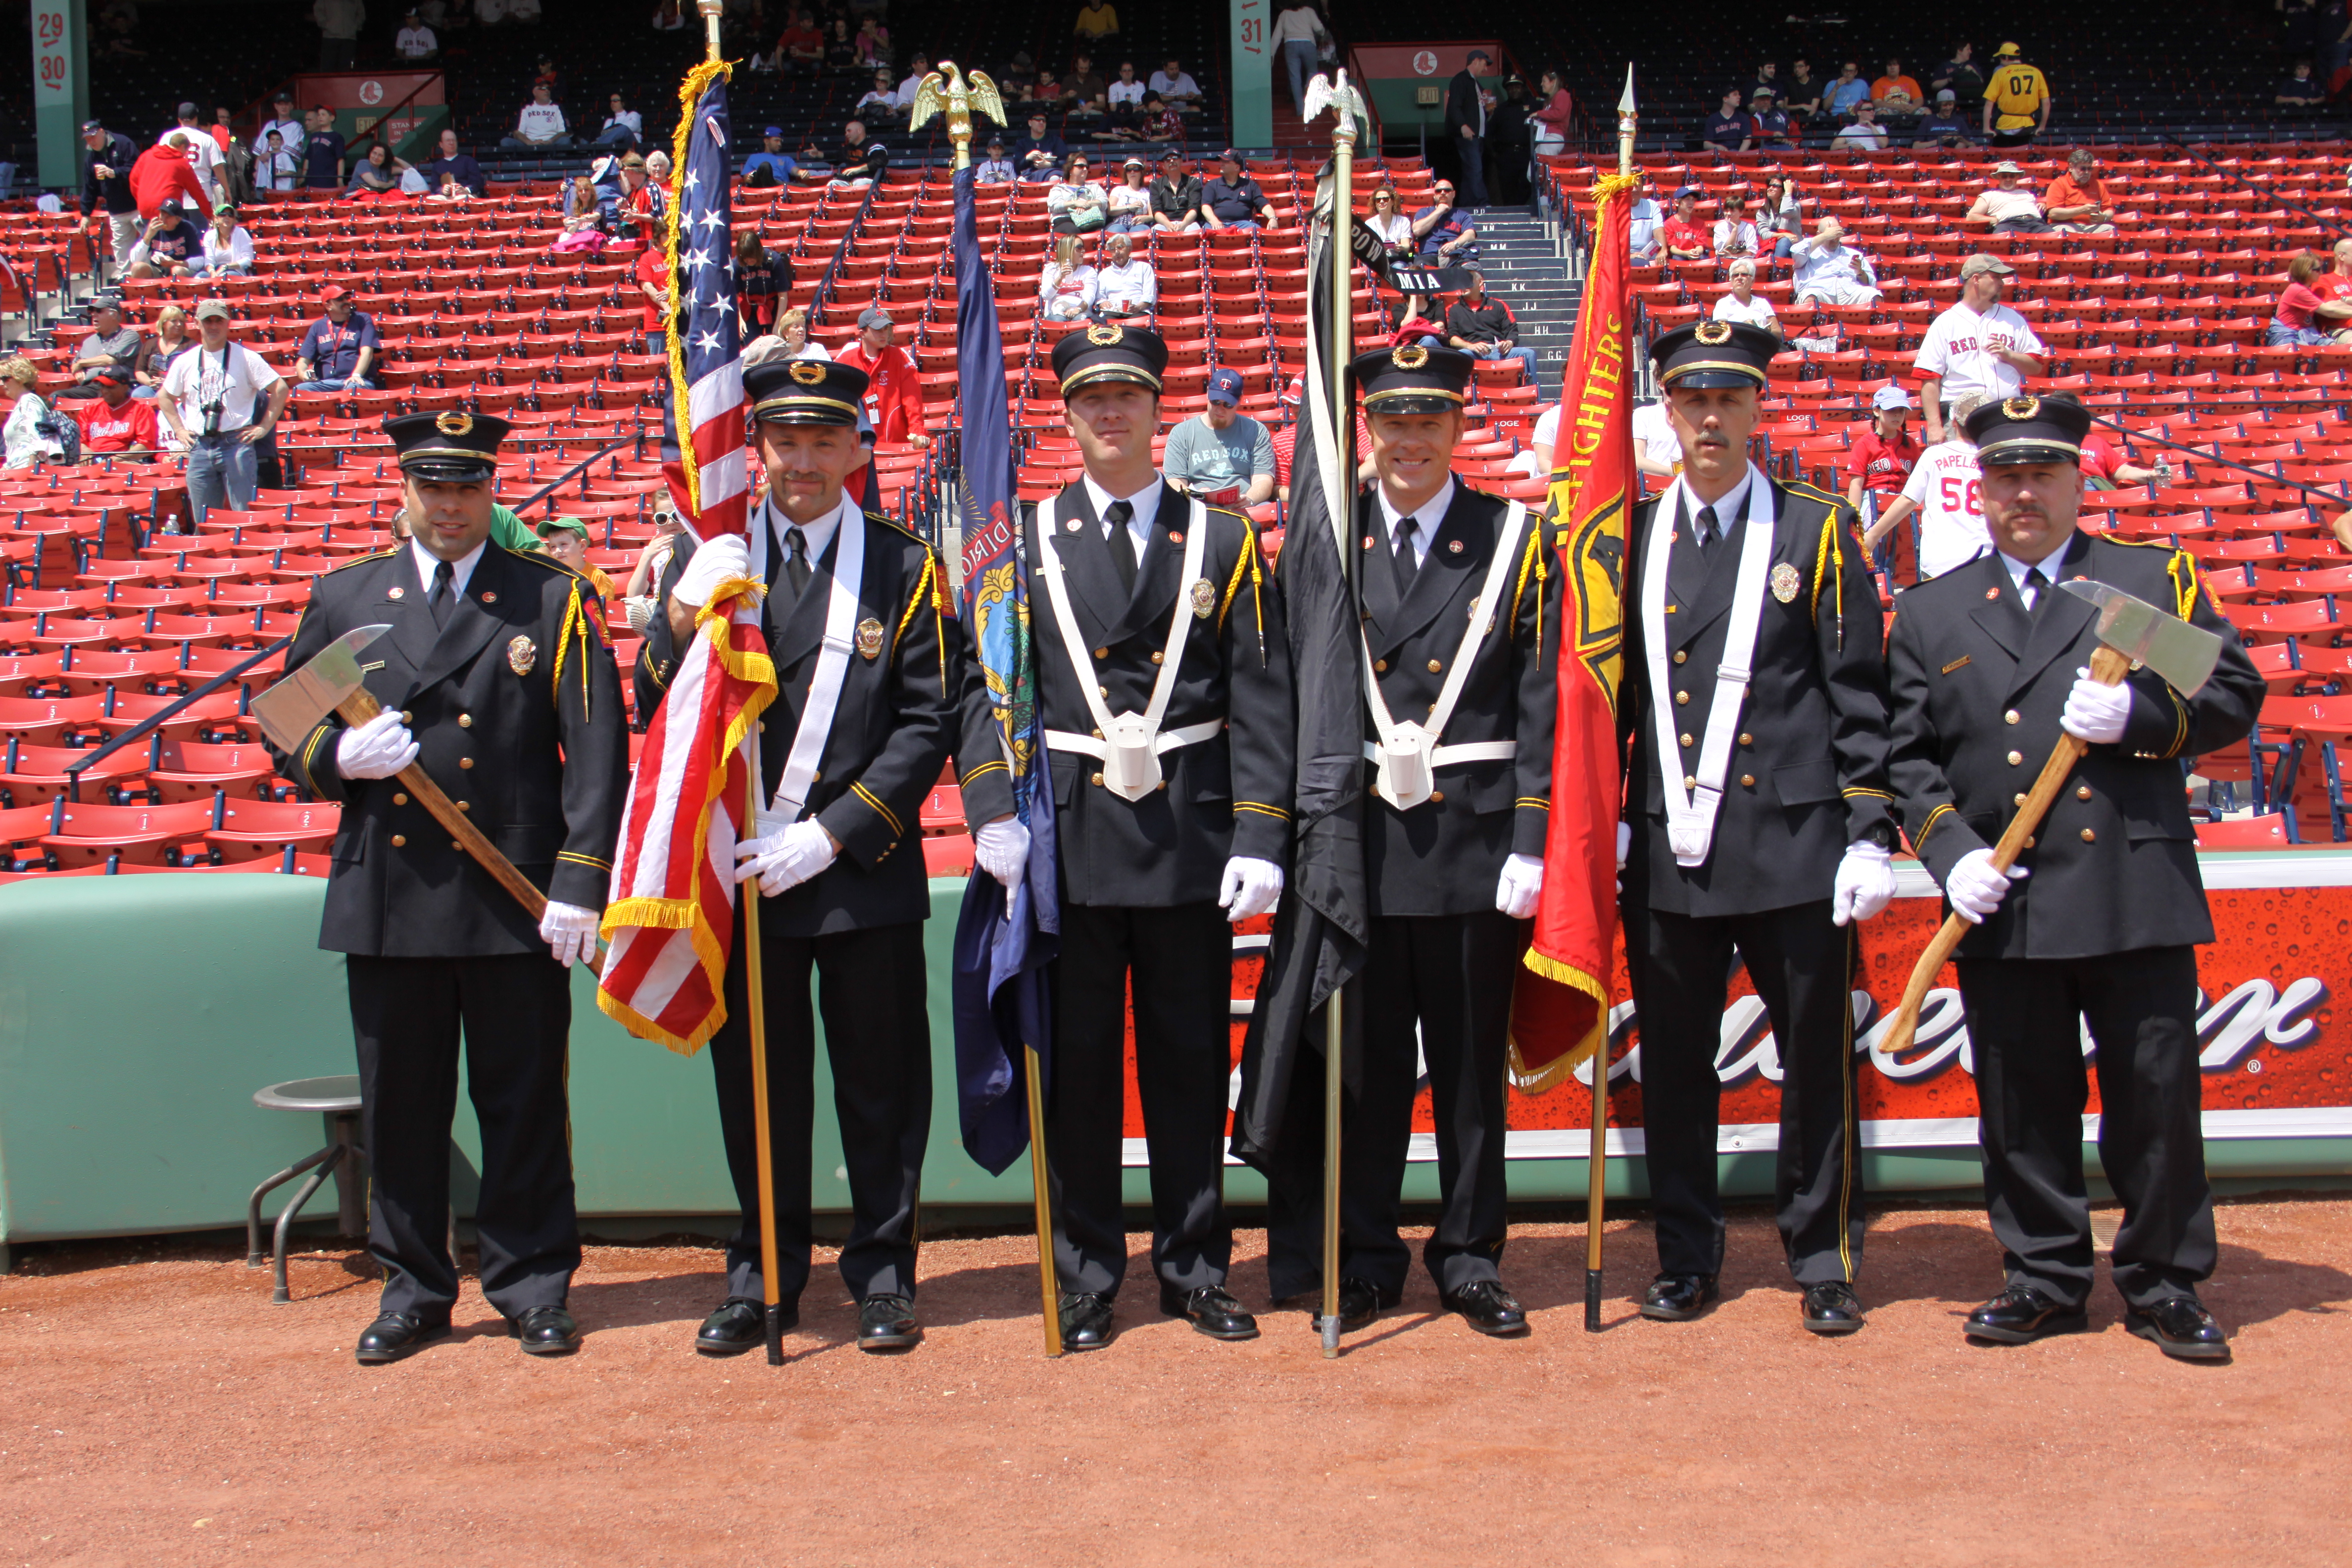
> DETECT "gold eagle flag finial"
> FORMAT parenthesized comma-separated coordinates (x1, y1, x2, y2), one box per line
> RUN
(910, 61, 1007, 168)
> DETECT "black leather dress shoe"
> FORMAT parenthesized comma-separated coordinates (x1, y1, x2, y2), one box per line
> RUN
(695, 1296, 798, 1356)
(354, 1313, 450, 1365)
(1336, 1277, 1385, 1332)
(1058, 1291, 1115, 1351)
(1963, 1285, 2089, 1345)
(1159, 1284, 1260, 1340)
(857, 1293, 922, 1352)
(1441, 1279, 1529, 1336)
(1801, 1281, 1866, 1335)
(507, 1304, 581, 1356)
(2125, 1296, 2231, 1361)
(1640, 1273, 1721, 1322)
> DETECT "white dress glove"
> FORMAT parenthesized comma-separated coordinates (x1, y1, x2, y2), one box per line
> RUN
(1945, 846, 2029, 925)
(1831, 840, 1896, 926)
(2060, 667, 2132, 745)
(1218, 855, 1285, 922)
(1496, 852, 1544, 920)
(334, 709, 419, 780)
(734, 819, 838, 896)
(538, 900, 601, 968)
(975, 814, 1030, 887)
(1615, 820, 1631, 870)
(673, 533, 751, 609)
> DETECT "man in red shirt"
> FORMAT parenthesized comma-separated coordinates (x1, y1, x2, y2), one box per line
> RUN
(834, 307, 927, 446)
(128, 134, 207, 220)
(1844, 385, 1922, 576)
(1660, 188, 1710, 260)
(2081, 429, 2170, 488)
(78, 367, 160, 456)
(634, 244, 672, 337)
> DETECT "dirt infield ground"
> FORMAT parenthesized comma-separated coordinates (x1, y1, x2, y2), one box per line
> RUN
(3, 1197, 2349, 1567)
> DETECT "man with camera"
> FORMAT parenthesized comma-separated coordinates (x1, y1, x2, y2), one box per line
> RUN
(157, 299, 287, 525)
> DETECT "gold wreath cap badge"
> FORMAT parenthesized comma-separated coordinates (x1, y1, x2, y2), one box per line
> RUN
(1085, 322, 1125, 346)
(1390, 343, 1429, 370)
(788, 361, 827, 385)
(2002, 394, 2042, 420)
(436, 410, 475, 437)
(1692, 319, 1734, 345)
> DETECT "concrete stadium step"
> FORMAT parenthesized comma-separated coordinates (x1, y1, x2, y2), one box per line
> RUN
(1458, 204, 1578, 400)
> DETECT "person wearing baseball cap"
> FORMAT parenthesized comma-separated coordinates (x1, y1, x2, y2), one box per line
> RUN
(294, 286, 382, 392)
(1201, 148, 1276, 230)
(1982, 41, 2050, 147)
(742, 125, 797, 187)
(80, 119, 145, 269)
(1021, 317, 1290, 1352)
(1843, 384, 1923, 569)
(157, 299, 288, 524)
(261, 92, 306, 166)
(194, 199, 253, 281)
(1620, 316, 1899, 1338)
(1163, 364, 1274, 506)
(1148, 147, 1205, 232)
(1915, 252, 2046, 443)
(75, 364, 160, 458)
(531, 515, 619, 597)
(834, 304, 926, 446)
(1965, 159, 2050, 234)
(1884, 389, 2260, 1362)
(1918, 87, 1972, 146)
(975, 136, 1015, 185)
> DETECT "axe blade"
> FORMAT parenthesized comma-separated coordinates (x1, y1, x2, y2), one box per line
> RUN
(2058, 580, 2222, 698)
(251, 624, 393, 754)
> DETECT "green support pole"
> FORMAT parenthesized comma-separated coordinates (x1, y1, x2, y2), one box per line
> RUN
(32, 0, 91, 192)
(1229, 0, 1272, 147)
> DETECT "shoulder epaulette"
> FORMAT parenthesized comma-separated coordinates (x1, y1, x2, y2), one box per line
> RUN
(1785, 478, 1855, 519)
(2101, 534, 2176, 551)
(499, 543, 582, 576)
(865, 508, 933, 547)
(322, 546, 402, 575)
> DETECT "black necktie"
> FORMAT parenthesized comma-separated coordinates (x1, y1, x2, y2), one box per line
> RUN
(784, 526, 811, 597)
(428, 558, 454, 630)
(1391, 514, 1420, 599)
(1105, 499, 1137, 595)
(2025, 566, 2052, 618)
(1694, 503, 1720, 558)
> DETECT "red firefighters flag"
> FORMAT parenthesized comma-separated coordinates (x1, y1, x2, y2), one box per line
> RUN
(1509, 171, 1643, 1089)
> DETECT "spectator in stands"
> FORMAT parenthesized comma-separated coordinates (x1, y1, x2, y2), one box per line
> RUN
(1705, 88, 1754, 153)
(1016, 113, 1067, 180)
(1165, 369, 1275, 505)
(745, 129, 801, 191)
(313, 0, 364, 71)
(635, 241, 672, 335)
(1751, 61, 1780, 99)
(395, 6, 439, 58)
(1981, 42, 2051, 147)
(1074, 0, 1119, 43)
(2278, 59, 2329, 108)
(1915, 254, 2045, 443)
(77, 367, 158, 457)
(132, 305, 190, 399)
(549, 174, 609, 252)
(1443, 267, 1539, 386)
(853, 16, 887, 67)
(1365, 183, 1413, 263)
(823, 18, 857, 71)
(81, 120, 144, 271)
(158, 300, 287, 523)
(837, 307, 927, 445)
(1751, 89, 1795, 150)
(420, 129, 486, 198)
(801, 120, 885, 190)
(776, 306, 828, 360)
(1107, 60, 1147, 131)
(533, 517, 618, 596)
(1090, 232, 1155, 317)
(1038, 234, 1096, 321)
(596, 95, 642, 151)
(1783, 59, 1821, 127)
(1105, 157, 1153, 230)
(1148, 149, 1204, 232)
(260, 93, 304, 164)
(1832, 101, 1890, 150)
(1964, 160, 2051, 232)
(1932, 43, 1985, 108)
(1659, 188, 1709, 260)
(1826, 62, 1870, 118)
(1272, 376, 1373, 489)
(1152, 58, 1202, 105)
(644, 150, 675, 197)
(1275, 3, 1328, 115)
(1712, 259, 1779, 335)
(292, 286, 380, 391)
(1916, 90, 1972, 147)
(1066, 52, 1110, 122)
(1870, 59, 1922, 116)
(1712, 193, 1761, 258)
(56, 299, 141, 399)
(304, 107, 347, 190)
(1202, 150, 1275, 231)
(1444, 49, 1493, 206)
(1135, 93, 1186, 148)
(347, 143, 407, 196)
(1867, 393, 1986, 581)
(2312, 236, 2352, 337)
(0, 359, 64, 469)
(776, 9, 823, 72)
(256, 130, 299, 194)
(2044, 148, 2118, 235)
(1631, 395, 1681, 479)
(1842, 385, 1920, 553)
(503, 84, 572, 154)
(1530, 68, 1573, 165)
(856, 69, 901, 123)
(1626, 174, 1665, 263)
(131, 133, 208, 220)
(1788, 216, 1878, 305)
(196, 202, 254, 279)
(125, 200, 204, 279)
(975, 138, 1016, 185)
(735, 233, 792, 337)
(1047, 153, 1110, 234)
(2267, 253, 2338, 346)
(1412, 178, 1476, 265)
(898, 54, 936, 115)
(1759, 173, 1802, 258)
(2079, 424, 2171, 489)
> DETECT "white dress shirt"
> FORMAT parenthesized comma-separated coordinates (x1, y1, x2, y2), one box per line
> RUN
(1997, 547, 2063, 607)
(409, 536, 488, 600)
(1081, 472, 1162, 567)
(761, 490, 852, 579)
(1680, 467, 1756, 546)
(1374, 474, 1456, 568)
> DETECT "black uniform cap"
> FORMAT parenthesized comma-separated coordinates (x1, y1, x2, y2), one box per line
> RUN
(743, 356, 871, 425)
(1649, 319, 1778, 390)
(384, 409, 511, 483)
(1352, 343, 1473, 413)
(1964, 393, 2093, 466)
(1050, 322, 1169, 395)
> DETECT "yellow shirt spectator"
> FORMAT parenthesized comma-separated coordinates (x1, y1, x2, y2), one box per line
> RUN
(1986, 60, 2050, 132)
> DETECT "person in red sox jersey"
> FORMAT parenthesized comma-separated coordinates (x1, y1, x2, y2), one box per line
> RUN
(77, 366, 160, 455)
(835, 307, 929, 447)
(1843, 384, 1922, 575)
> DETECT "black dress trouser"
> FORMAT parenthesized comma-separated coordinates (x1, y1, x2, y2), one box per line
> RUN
(1957, 945, 2216, 1310)
(705, 904, 931, 1305)
(1046, 901, 1233, 1299)
(347, 953, 581, 1323)
(1627, 898, 1866, 1285)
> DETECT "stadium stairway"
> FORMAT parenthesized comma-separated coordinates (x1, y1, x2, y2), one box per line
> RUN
(1470, 205, 1577, 401)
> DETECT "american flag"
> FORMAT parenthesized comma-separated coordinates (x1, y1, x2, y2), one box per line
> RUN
(598, 60, 777, 1053)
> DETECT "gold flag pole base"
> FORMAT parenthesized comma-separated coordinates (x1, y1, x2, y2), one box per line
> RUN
(1025, 1044, 1065, 1357)
(740, 755, 786, 1366)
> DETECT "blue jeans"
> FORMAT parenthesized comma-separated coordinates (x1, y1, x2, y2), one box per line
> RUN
(593, 123, 637, 148)
(500, 135, 574, 152)
(295, 378, 377, 392)
(1280, 39, 1317, 110)
(2266, 320, 2334, 347)
(185, 434, 258, 524)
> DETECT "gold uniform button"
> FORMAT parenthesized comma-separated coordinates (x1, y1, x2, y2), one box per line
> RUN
(399, 710, 413, 724)
(457, 714, 472, 729)
(1094, 647, 1109, 660)
(2022, 835, 2035, 849)
(1374, 659, 1389, 673)
(1672, 650, 1687, 665)
(1740, 774, 1756, 787)
(457, 801, 470, 812)
(1091, 727, 1104, 740)
(2080, 828, 2097, 843)
(1427, 659, 1443, 673)
(1683, 775, 1697, 789)
(2004, 709, 2020, 725)
(1738, 732, 1753, 746)
(392, 792, 408, 805)
(2007, 750, 2023, 766)
(1679, 733, 1694, 747)
(759, 720, 767, 733)
(1091, 772, 1105, 787)
(1675, 690, 1690, 706)
(450, 840, 462, 851)
(390, 834, 406, 848)
(2013, 792, 2027, 806)
(1099, 685, 1110, 698)
(2075, 784, 2093, 800)
(1151, 651, 1165, 665)
(459, 757, 474, 770)
(1430, 789, 1444, 803)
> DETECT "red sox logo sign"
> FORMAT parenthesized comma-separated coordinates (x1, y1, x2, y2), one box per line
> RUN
(1412, 50, 1439, 76)
(358, 79, 385, 105)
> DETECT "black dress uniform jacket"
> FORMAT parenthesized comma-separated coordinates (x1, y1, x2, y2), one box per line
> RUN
(1361, 482, 1560, 915)
(1028, 480, 1293, 904)
(1622, 478, 1897, 914)
(275, 542, 630, 953)
(1887, 532, 2264, 957)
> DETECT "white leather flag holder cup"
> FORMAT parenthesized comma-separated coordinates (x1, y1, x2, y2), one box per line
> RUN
(1640, 466, 1775, 868)
(1036, 495, 1222, 803)
(746, 494, 867, 836)
(1361, 501, 1528, 812)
